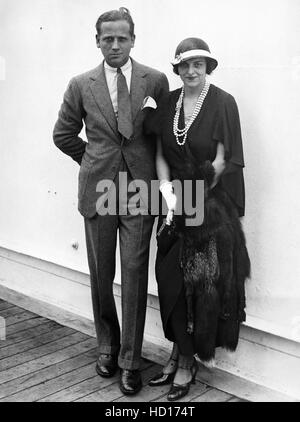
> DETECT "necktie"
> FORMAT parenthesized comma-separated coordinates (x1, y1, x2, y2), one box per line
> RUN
(117, 67, 133, 140)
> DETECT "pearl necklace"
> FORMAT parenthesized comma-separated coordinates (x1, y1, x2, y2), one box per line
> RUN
(173, 80, 210, 146)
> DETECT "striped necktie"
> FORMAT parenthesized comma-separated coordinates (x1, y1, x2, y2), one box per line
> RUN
(117, 67, 133, 140)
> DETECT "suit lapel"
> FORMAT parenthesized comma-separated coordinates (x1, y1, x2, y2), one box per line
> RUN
(89, 60, 148, 135)
(130, 60, 147, 124)
(89, 63, 118, 136)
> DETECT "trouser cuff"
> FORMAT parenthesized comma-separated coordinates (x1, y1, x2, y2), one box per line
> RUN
(118, 356, 141, 370)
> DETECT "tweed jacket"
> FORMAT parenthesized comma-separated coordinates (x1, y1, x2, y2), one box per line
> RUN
(53, 59, 169, 217)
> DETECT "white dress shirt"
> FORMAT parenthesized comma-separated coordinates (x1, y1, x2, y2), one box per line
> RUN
(104, 58, 132, 116)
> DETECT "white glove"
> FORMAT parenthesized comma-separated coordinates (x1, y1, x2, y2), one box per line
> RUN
(166, 210, 174, 225)
(159, 180, 177, 220)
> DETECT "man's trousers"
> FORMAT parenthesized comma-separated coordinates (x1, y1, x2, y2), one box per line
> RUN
(84, 167, 154, 370)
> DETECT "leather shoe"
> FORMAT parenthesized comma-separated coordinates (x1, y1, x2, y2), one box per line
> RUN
(167, 359, 198, 401)
(96, 354, 118, 378)
(148, 371, 175, 386)
(119, 369, 142, 395)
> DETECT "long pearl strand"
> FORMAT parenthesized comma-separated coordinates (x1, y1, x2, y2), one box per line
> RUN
(173, 80, 210, 146)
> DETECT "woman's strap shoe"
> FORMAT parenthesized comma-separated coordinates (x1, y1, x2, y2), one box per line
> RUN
(167, 359, 198, 401)
(148, 371, 175, 386)
(167, 383, 190, 401)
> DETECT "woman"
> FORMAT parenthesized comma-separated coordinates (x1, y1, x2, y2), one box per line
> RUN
(146, 38, 250, 401)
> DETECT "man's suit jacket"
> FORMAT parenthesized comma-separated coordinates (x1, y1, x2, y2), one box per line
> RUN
(53, 59, 169, 218)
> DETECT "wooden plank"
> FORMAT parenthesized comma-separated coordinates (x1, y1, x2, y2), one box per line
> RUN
(0, 337, 97, 385)
(193, 388, 233, 402)
(0, 306, 30, 319)
(0, 320, 63, 348)
(38, 375, 111, 402)
(0, 285, 96, 339)
(227, 396, 247, 402)
(0, 326, 76, 360)
(1, 361, 102, 402)
(4, 311, 41, 327)
(0, 302, 16, 311)
(75, 381, 124, 402)
(0, 348, 97, 399)
(0, 331, 89, 371)
(6, 317, 49, 335)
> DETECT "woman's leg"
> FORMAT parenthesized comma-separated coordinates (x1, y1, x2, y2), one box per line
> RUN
(149, 285, 197, 388)
(168, 290, 198, 390)
(162, 343, 179, 374)
(173, 354, 196, 385)
(169, 288, 195, 356)
(148, 288, 193, 386)
(148, 342, 179, 386)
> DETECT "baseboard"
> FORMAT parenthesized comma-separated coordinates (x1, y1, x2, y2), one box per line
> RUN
(0, 247, 299, 401)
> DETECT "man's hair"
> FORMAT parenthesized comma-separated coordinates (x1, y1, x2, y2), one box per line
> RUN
(95, 7, 135, 37)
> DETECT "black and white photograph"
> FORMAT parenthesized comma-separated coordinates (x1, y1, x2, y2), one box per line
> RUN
(0, 0, 299, 406)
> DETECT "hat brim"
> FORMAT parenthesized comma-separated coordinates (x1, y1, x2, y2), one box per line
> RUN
(171, 49, 218, 70)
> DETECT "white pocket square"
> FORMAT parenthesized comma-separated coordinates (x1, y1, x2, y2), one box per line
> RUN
(141, 96, 157, 110)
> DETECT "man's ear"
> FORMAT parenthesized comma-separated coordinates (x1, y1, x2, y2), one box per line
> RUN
(131, 35, 136, 48)
(96, 34, 100, 48)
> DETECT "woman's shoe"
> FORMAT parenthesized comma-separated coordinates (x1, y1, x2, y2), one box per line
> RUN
(148, 371, 175, 386)
(148, 357, 178, 386)
(167, 359, 198, 401)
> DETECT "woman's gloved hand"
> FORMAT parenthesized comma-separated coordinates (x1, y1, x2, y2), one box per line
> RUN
(159, 180, 177, 224)
(211, 158, 225, 188)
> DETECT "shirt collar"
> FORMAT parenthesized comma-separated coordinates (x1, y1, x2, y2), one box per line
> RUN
(104, 58, 132, 73)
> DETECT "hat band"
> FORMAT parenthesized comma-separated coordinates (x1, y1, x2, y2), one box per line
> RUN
(171, 49, 216, 65)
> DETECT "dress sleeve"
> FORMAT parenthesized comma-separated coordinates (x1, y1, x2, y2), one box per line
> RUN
(213, 94, 246, 217)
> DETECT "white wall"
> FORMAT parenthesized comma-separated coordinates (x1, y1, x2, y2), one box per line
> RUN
(0, 0, 300, 341)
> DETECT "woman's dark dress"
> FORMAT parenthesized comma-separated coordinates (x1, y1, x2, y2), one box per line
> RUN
(149, 84, 248, 361)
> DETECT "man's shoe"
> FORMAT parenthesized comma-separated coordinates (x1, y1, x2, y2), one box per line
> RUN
(96, 354, 118, 378)
(119, 369, 142, 395)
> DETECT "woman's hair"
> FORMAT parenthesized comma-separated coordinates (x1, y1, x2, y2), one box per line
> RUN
(172, 37, 216, 75)
(96, 7, 135, 37)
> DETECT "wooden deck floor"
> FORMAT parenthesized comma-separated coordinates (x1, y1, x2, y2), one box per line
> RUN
(0, 299, 246, 402)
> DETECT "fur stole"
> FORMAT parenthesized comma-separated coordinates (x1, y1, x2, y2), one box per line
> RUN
(159, 160, 251, 361)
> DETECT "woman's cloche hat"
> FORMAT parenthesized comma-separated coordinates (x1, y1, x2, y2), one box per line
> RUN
(171, 38, 218, 74)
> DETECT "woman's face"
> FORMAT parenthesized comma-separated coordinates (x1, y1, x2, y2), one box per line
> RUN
(178, 57, 207, 90)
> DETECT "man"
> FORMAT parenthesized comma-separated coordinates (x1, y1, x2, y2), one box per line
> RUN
(53, 8, 169, 395)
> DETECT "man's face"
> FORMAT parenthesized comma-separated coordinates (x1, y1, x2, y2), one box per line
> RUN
(96, 20, 135, 68)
